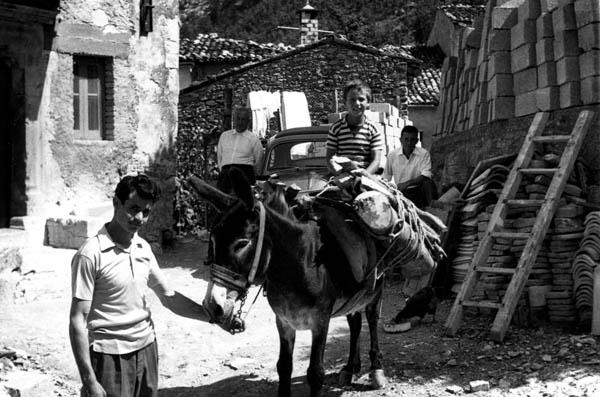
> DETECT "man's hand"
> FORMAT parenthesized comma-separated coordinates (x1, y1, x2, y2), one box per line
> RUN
(81, 379, 106, 397)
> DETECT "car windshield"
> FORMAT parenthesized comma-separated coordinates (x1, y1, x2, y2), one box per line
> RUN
(267, 140, 327, 171)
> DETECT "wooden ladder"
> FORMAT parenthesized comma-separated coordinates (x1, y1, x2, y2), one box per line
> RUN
(444, 110, 596, 342)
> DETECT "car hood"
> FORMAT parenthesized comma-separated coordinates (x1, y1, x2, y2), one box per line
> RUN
(267, 167, 329, 192)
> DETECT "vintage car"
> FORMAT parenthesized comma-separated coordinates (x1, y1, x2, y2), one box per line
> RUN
(258, 126, 330, 193)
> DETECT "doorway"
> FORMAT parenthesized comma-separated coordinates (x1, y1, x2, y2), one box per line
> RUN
(0, 58, 26, 228)
(0, 61, 12, 227)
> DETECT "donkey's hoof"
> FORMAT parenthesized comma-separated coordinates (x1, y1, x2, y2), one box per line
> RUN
(338, 370, 354, 386)
(370, 369, 387, 389)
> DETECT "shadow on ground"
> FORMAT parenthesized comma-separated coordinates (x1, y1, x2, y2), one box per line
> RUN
(158, 373, 356, 397)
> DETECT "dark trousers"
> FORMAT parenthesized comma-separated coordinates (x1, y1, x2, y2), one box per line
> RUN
(402, 177, 438, 209)
(89, 342, 158, 397)
(217, 164, 256, 193)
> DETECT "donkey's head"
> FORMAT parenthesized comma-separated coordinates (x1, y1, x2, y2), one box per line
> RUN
(188, 170, 268, 333)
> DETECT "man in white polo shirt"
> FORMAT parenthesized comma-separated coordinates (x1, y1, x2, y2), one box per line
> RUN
(69, 174, 210, 397)
(217, 106, 264, 193)
(383, 125, 437, 209)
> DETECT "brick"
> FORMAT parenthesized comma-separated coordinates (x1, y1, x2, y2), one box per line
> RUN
(579, 49, 600, 78)
(519, 0, 542, 21)
(515, 91, 539, 116)
(538, 61, 558, 86)
(578, 22, 600, 51)
(466, 26, 482, 49)
(489, 29, 512, 52)
(492, 6, 519, 29)
(560, 81, 581, 107)
(536, 38, 555, 65)
(537, 12, 555, 38)
(556, 56, 580, 84)
(541, 0, 560, 12)
(478, 61, 488, 83)
(488, 51, 512, 78)
(512, 43, 537, 72)
(574, 0, 600, 28)
(488, 74, 514, 99)
(479, 99, 489, 123)
(554, 29, 581, 58)
(514, 67, 538, 94)
(489, 96, 515, 120)
(580, 75, 600, 104)
(536, 86, 561, 110)
(552, 3, 577, 30)
(511, 19, 538, 49)
(466, 49, 479, 69)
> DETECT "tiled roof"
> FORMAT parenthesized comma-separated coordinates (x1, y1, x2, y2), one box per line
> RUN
(180, 33, 294, 63)
(440, 4, 486, 27)
(407, 67, 440, 106)
(379, 44, 418, 61)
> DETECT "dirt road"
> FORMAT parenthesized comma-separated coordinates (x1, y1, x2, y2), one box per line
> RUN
(1, 240, 600, 396)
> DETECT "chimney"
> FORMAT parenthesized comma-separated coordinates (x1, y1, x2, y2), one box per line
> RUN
(298, 1, 319, 45)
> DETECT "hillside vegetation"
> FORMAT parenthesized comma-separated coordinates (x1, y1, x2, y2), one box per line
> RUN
(180, 0, 487, 47)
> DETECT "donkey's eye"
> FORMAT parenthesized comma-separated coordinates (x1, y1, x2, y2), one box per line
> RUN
(233, 239, 250, 252)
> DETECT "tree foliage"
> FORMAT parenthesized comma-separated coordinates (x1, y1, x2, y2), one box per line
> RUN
(180, 0, 488, 46)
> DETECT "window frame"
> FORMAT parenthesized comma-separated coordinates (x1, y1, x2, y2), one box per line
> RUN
(73, 56, 105, 141)
(140, 0, 153, 36)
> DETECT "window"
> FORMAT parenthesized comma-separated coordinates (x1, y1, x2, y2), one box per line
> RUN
(140, 0, 153, 35)
(73, 56, 114, 140)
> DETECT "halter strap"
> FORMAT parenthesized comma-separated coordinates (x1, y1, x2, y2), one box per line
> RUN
(247, 200, 266, 284)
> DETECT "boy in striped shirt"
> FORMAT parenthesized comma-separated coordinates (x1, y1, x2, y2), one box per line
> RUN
(326, 80, 383, 175)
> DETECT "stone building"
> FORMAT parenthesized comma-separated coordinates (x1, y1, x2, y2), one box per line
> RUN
(428, 0, 600, 189)
(179, 33, 294, 91)
(177, 34, 417, 179)
(0, 0, 179, 246)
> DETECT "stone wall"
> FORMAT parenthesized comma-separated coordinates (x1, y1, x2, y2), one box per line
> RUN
(0, 0, 179, 244)
(178, 40, 409, 180)
(432, 0, 600, 189)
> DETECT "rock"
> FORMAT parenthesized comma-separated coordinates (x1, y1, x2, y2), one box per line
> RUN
(542, 354, 552, 362)
(469, 380, 490, 392)
(2, 370, 53, 397)
(446, 359, 458, 366)
(0, 357, 14, 371)
(446, 385, 464, 394)
(498, 378, 511, 389)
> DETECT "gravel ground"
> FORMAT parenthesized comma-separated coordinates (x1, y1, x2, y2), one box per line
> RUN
(1, 239, 600, 397)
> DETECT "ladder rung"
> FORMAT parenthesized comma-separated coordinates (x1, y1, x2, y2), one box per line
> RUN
(476, 266, 516, 274)
(504, 199, 544, 207)
(463, 300, 503, 309)
(491, 232, 529, 239)
(519, 168, 558, 175)
(532, 135, 571, 143)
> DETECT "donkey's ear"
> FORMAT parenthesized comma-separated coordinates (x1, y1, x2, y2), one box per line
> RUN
(187, 175, 235, 212)
(229, 168, 254, 210)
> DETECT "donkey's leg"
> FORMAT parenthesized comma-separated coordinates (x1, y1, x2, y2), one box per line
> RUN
(307, 319, 331, 397)
(365, 288, 387, 389)
(339, 312, 362, 386)
(276, 316, 296, 397)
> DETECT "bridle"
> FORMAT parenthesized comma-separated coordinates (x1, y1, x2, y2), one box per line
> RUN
(208, 200, 267, 333)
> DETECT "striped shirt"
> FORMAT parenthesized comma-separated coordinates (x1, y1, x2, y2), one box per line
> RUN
(326, 116, 384, 168)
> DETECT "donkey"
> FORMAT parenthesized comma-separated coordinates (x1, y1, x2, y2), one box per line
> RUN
(189, 171, 390, 397)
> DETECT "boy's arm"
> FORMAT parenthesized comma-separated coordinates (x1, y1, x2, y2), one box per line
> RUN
(365, 150, 382, 174)
(69, 298, 106, 397)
